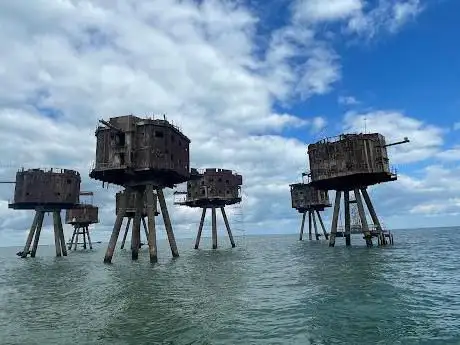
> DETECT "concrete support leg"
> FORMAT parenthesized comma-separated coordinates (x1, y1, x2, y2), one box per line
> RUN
(120, 218, 131, 250)
(316, 210, 329, 240)
(146, 184, 158, 263)
(157, 188, 179, 258)
(141, 217, 149, 244)
(312, 211, 320, 241)
(57, 212, 67, 256)
(211, 207, 217, 249)
(82, 225, 87, 250)
(68, 227, 76, 250)
(74, 227, 79, 251)
(86, 226, 93, 250)
(21, 211, 39, 258)
(221, 207, 235, 248)
(195, 208, 207, 249)
(30, 211, 44, 258)
(344, 191, 351, 246)
(53, 211, 62, 257)
(131, 189, 142, 261)
(104, 190, 127, 263)
(354, 189, 373, 248)
(361, 188, 386, 245)
(329, 191, 342, 247)
(299, 212, 306, 241)
(308, 211, 313, 241)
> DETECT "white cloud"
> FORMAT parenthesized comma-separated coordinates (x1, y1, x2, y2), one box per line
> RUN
(338, 95, 359, 105)
(343, 110, 444, 163)
(436, 147, 460, 162)
(293, 0, 363, 22)
(454, 122, 460, 131)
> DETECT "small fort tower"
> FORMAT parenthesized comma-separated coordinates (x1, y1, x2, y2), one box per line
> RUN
(116, 189, 159, 250)
(174, 168, 242, 249)
(89, 114, 191, 263)
(308, 133, 409, 247)
(290, 173, 331, 241)
(7, 168, 81, 258)
(65, 191, 99, 250)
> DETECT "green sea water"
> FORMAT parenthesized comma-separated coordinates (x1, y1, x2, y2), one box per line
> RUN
(0, 228, 459, 344)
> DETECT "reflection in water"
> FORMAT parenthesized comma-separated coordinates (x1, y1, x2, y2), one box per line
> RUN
(0, 230, 459, 345)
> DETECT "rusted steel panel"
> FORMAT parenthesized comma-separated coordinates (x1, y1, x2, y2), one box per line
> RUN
(65, 205, 99, 224)
(290, 183, 330, 211)
(10, 168, 81, 209)
(91, 115, 191, 187)
(308, 133, 394, 189)
(115, 190, 158, 217)
(182, 168, 242, 207)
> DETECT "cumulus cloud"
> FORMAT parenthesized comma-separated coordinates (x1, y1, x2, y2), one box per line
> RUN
(0, 0, 430, 246)
(343, 110, 444, 164)
(338, 95, 359, 105)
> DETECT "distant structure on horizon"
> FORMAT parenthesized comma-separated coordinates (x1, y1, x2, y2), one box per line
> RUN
(65, 191, 99, 251)
(174, 168, 242, 249)
(290, 173, 330, 241)
(115, 189, 159, 250)
(7, 168, 81, 258)
(89, 114, 192, 263)
(308, 133, 409, 247)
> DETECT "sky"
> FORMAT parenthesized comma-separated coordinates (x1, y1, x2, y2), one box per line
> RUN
(0, 0, 459, 247)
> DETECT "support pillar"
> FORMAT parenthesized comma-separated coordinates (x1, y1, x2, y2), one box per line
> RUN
(211, 207, 217, 249)
(329, 191, 342, 247)
(104, 189, 127, 264)
(312, 211, 320, 241)
(68, 226, 77, 250)
(316, 210, 329, 240)
(30, 211, 44, 258)
(56, 212, 67, 257)
(299, 212, 306, 241)
(361, 188, 386, 246)
(195, 207, 207, 249)
(344, 191, 351, 246)
(354, 188, 373, 248)
(120, 217, 131, 249)
(86, 226, 93, 250)
(308, 211, 312, 241)
(21, 211, 39, 258)
(53, 211, 62, 257)
(141, 217, 149, 242)
(146, 184, 158, 263)
(221, 207, 235, 248)
(157, 188, 179, 257)
(131, 189, 142, 261)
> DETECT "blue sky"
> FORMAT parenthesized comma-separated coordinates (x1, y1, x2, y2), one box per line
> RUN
(0, 0, 459, 247)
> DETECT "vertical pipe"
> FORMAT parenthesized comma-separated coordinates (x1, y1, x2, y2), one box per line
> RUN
(211, 207, 217, 249)
(86, 226, 93, 250)
(195, 207, 207, 249)
(131, 189, 142, 261)
(329, 191, 342, 247)
(157, 188, 179, 257)
(221, 207, 235, 248)
(316, 210, 329, 240)
(146, 184, 158, 263)
(104, 189, 127, 263)
(120, 218, 131, 249)
(30, 211, 45, 258)
(312, 211, 320, 240)
(57, 212, 67, 256)
(53, 211, 62, 257)
(361, 188, 385, 245)
(308, 210, 312, 241)
(344, 191, 351, 246)
(21, 211, 39, 258)
(299, 212, 306, 241)
(354, 188, 373, 247)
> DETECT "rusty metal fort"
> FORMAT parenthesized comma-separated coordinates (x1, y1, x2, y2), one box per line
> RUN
(1, 113, 410, 260)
